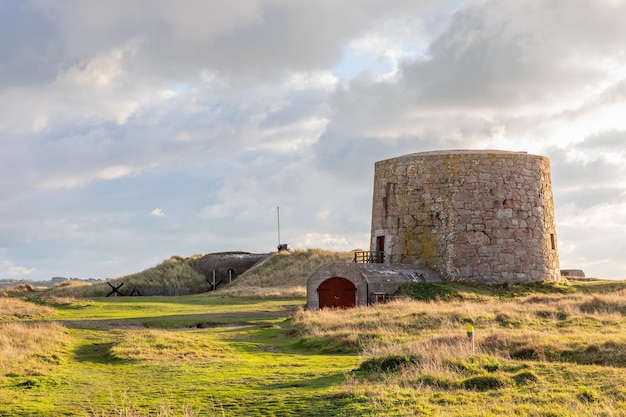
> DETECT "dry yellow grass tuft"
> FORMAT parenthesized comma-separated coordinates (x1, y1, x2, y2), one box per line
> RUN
(0, 297, 56, 320)
(35, 295, 96, 308)
(0, 321, 71, 376)
(294, 291, 626, 363)
(40, 254, 208, 298)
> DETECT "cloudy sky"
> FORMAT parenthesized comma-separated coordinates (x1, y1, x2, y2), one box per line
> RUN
(1, 0, 625, 281)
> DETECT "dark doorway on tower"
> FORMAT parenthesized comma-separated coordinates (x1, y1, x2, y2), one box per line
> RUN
(375, 235, 385, 263)
(317, 277, 356, 309)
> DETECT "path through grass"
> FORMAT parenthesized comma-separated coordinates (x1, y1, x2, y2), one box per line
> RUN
(0, 295, 360, 416)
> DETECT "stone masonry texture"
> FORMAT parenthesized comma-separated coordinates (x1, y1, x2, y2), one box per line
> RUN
(370, 150, 560, 284)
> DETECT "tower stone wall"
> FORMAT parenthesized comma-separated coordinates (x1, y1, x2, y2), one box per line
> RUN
(370, 150, 560, 284)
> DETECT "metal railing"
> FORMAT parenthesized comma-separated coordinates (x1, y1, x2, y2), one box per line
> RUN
(353, 251, 385, 264)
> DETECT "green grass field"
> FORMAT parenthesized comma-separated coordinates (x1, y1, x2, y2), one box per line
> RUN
(1, 295, 361, 416)
(3, 263, 626, 416)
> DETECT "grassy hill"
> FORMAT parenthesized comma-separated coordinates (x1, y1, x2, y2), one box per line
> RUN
(217, 248, 355, 297)
(35, 249, 354, 299)
(39, 254, 207, 298)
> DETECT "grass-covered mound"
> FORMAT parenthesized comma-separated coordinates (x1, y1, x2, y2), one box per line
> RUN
(36, 248, 354, 299)
(0, 297, 56, 321)
(0, 299, 70, 381)
(39, 254, 207, 298)
(216, 248, 354, 298)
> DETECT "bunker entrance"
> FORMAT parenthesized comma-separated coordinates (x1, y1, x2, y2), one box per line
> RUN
(317, 277, 356, 309)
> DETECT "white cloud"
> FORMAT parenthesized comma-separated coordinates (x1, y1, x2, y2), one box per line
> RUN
(554, 190, 626, 279)
(283, 71, 338, 91)
(150, 208, 166, 217)
(200, 204, 228, 219)
(297, 232, 352, 251)
(38, 164, 149, 190)
(0, 260, 36, 279)
(175, 132, 193, 143)
(0, 44, 155, 133)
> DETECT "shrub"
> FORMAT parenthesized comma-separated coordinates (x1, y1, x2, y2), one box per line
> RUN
(357, 354, 420, 373)
(495, 313, 521, 328)
(443, 357, 481, 374)
(512, 370, 539, 385)
(0, 297, 55, 320)
(511, 346, 546, 361)
(481, 356, 500, 372)
(577, 387, 600, 403)
(460, 374, 509, 391)
(417, 373, 456, 389)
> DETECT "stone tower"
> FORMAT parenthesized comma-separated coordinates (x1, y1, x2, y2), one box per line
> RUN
(370, 150, 560, 284)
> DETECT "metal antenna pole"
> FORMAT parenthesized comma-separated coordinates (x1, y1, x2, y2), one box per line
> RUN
(277, 206, 281, 247)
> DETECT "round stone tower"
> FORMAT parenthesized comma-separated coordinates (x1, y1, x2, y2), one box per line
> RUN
(370, 150, 560, 284)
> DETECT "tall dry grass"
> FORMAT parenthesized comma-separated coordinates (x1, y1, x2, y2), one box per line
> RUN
(0, 283, 49, 297)
(293, 290, 626, 415)
(114, 254, 207, 288)
(1, 298, 72, 378)
(0, 321, 71, 376)
(0, 297, 56, 320)
(40, 255, 207, 298)
(294, 289, 626, 364)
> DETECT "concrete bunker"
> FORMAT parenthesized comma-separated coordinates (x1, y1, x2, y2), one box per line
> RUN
(196, 252, 268, 290)
(306, 263, 440, 310)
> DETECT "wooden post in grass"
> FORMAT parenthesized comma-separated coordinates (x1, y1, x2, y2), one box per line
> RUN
(212, 270, 216, 291)
(466, 322, 475, 353)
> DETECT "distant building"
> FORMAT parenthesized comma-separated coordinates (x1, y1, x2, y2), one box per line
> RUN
(560, 269, 585, 278)
(196, 252, 268, 289)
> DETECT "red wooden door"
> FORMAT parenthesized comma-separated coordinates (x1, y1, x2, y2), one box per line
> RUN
(318, 277, 356, 309)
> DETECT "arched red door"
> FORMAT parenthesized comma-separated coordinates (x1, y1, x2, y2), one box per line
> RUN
(318, 277, 356, 309)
